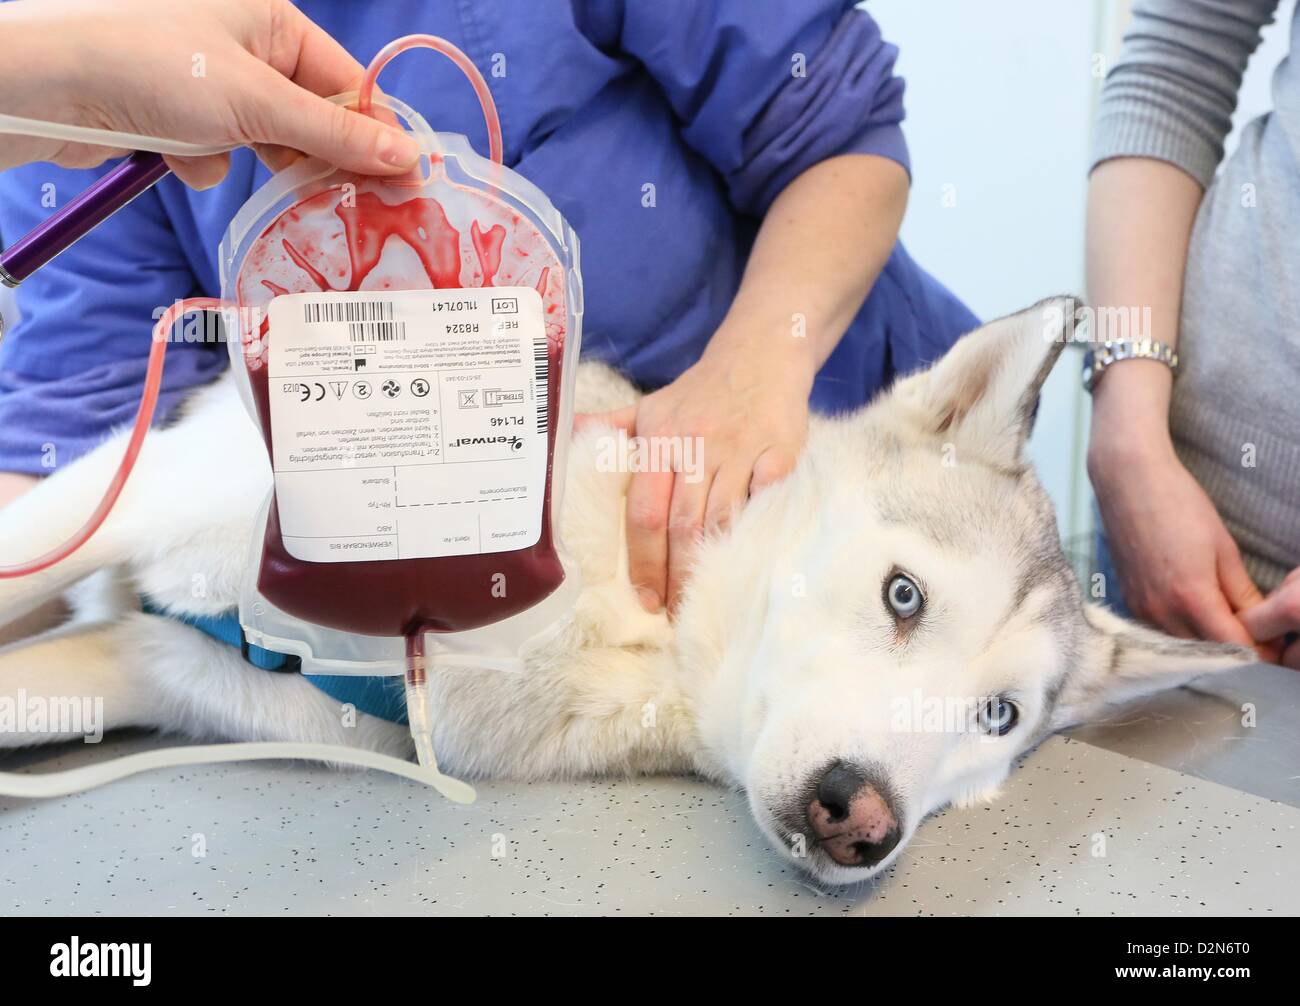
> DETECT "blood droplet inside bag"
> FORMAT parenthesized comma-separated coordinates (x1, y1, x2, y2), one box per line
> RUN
(235, 176, 568, 638)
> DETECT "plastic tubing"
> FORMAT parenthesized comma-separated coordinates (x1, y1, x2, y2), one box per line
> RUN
(402, 621, 476, 801)
(0, 297, 221, 577)
(0, 741, 475, 803)
(0, 111, 233, 157)
(358, 34, 503, 166)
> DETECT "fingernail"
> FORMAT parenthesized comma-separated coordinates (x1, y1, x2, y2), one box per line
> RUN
(636, 587, 661, 613)
(378, 129, 420, 168)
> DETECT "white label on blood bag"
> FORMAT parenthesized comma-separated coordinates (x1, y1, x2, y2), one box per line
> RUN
(266, 287, 549, 563)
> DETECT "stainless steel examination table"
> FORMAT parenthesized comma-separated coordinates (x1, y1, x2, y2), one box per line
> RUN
(2, 661, 1297, 916)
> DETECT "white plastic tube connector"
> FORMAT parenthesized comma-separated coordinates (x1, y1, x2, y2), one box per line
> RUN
(0, 741, 473, 801)
(0, 111, 234, 157)
(404, 678, 477, 804)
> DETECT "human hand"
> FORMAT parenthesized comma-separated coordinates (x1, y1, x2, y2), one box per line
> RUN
(1089, 438, 1265, 653)
(0, 0, 419, 186)
(1241, 567, 1300, 669)
(581, 344, 812, 616)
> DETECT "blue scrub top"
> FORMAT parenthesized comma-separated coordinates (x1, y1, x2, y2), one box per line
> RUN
(0, 0, 977, 474)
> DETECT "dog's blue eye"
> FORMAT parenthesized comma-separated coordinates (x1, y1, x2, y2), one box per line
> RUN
(978, 697, 1019, 736)
(885, 573, 923, 619)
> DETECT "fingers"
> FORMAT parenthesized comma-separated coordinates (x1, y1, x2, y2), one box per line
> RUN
(664, 446, 795, 613)
(1179, 589, 1255, 648)
(626, 434, 799, 613)
(250, 143, 304, 175)
(45, 142, 132, 171)
(275, 0, 371, 99)
(593, 405, 668, 612)
(704, 462, 750, 535)
(1240, 587, 1300, 646)
(575, 406, 636, 435)
(626, 469, 674, 613)
(48, 147, 227, 190)
(665, 469, 712, 614)
(1254, 638, 1286, 666)
(240, 61, 420, 176)
(664, 462, 748, 613)
(749, 444, 797, 495)
(1223, 542, 1299, 664)
(1217, 533, 1265, 613)
(163, 152, 232, 190)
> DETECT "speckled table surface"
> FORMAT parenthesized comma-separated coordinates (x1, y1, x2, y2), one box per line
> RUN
(2, 662, 1298, 916)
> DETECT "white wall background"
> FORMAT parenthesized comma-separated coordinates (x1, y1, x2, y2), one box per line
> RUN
(869, 0, 1097, 321)
(1228, 0, 1297, 148)
(867, 0, 1294, 561)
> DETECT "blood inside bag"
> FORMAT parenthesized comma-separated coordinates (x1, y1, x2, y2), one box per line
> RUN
(236, 176, 568, 638)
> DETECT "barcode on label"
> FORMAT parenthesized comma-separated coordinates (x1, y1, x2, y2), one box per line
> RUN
(534, 338, 549, 435)
(349, 321, 406, 342)
(303, 301, 394, 324)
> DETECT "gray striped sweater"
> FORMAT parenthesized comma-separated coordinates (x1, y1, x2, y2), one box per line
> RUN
(1092, 0, 1300, 591)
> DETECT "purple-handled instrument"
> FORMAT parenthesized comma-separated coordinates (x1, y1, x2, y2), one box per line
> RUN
(0, 151, 170, 288)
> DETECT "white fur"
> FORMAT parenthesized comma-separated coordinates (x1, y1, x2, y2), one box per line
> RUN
(0, 299, 1252, 884)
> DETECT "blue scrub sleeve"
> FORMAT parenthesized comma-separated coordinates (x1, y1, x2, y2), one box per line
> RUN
(577, 0, 910, 214)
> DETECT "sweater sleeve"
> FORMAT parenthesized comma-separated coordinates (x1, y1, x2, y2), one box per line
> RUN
(577, 0, 909, 215)
(1092, 0, 1282, 187)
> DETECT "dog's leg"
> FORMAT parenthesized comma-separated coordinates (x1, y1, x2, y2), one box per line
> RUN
(0, 597, 68, 648)
(0, 476, 117, 632)
(0, 611, 412, 755)
(0, 377, 265, 627)
(0, 620, 151, 747)
(429, 643, 698, 780)
(0, 444, 155, 627)
(120, 612, 412, 756)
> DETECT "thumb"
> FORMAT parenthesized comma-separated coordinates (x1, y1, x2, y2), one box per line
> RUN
(243, 64, 420, 176)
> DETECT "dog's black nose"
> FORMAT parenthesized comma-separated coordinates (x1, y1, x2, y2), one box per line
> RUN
(807, 762, 900, 868)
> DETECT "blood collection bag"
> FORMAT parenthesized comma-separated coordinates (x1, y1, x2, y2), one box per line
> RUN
(219, 85, 583, 676)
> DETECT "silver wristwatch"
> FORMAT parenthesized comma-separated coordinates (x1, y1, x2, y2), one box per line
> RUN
(1081, 339, 1179, 393)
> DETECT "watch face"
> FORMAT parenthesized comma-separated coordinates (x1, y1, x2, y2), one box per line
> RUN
(1081, 350, 1096, 392)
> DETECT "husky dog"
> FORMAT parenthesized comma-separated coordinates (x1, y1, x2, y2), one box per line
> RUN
(0, 298, 1251, 884)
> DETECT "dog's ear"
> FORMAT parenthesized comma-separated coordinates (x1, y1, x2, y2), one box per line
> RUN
(891, 296, 1078, 469)
(1049, 603, 1256, 731)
